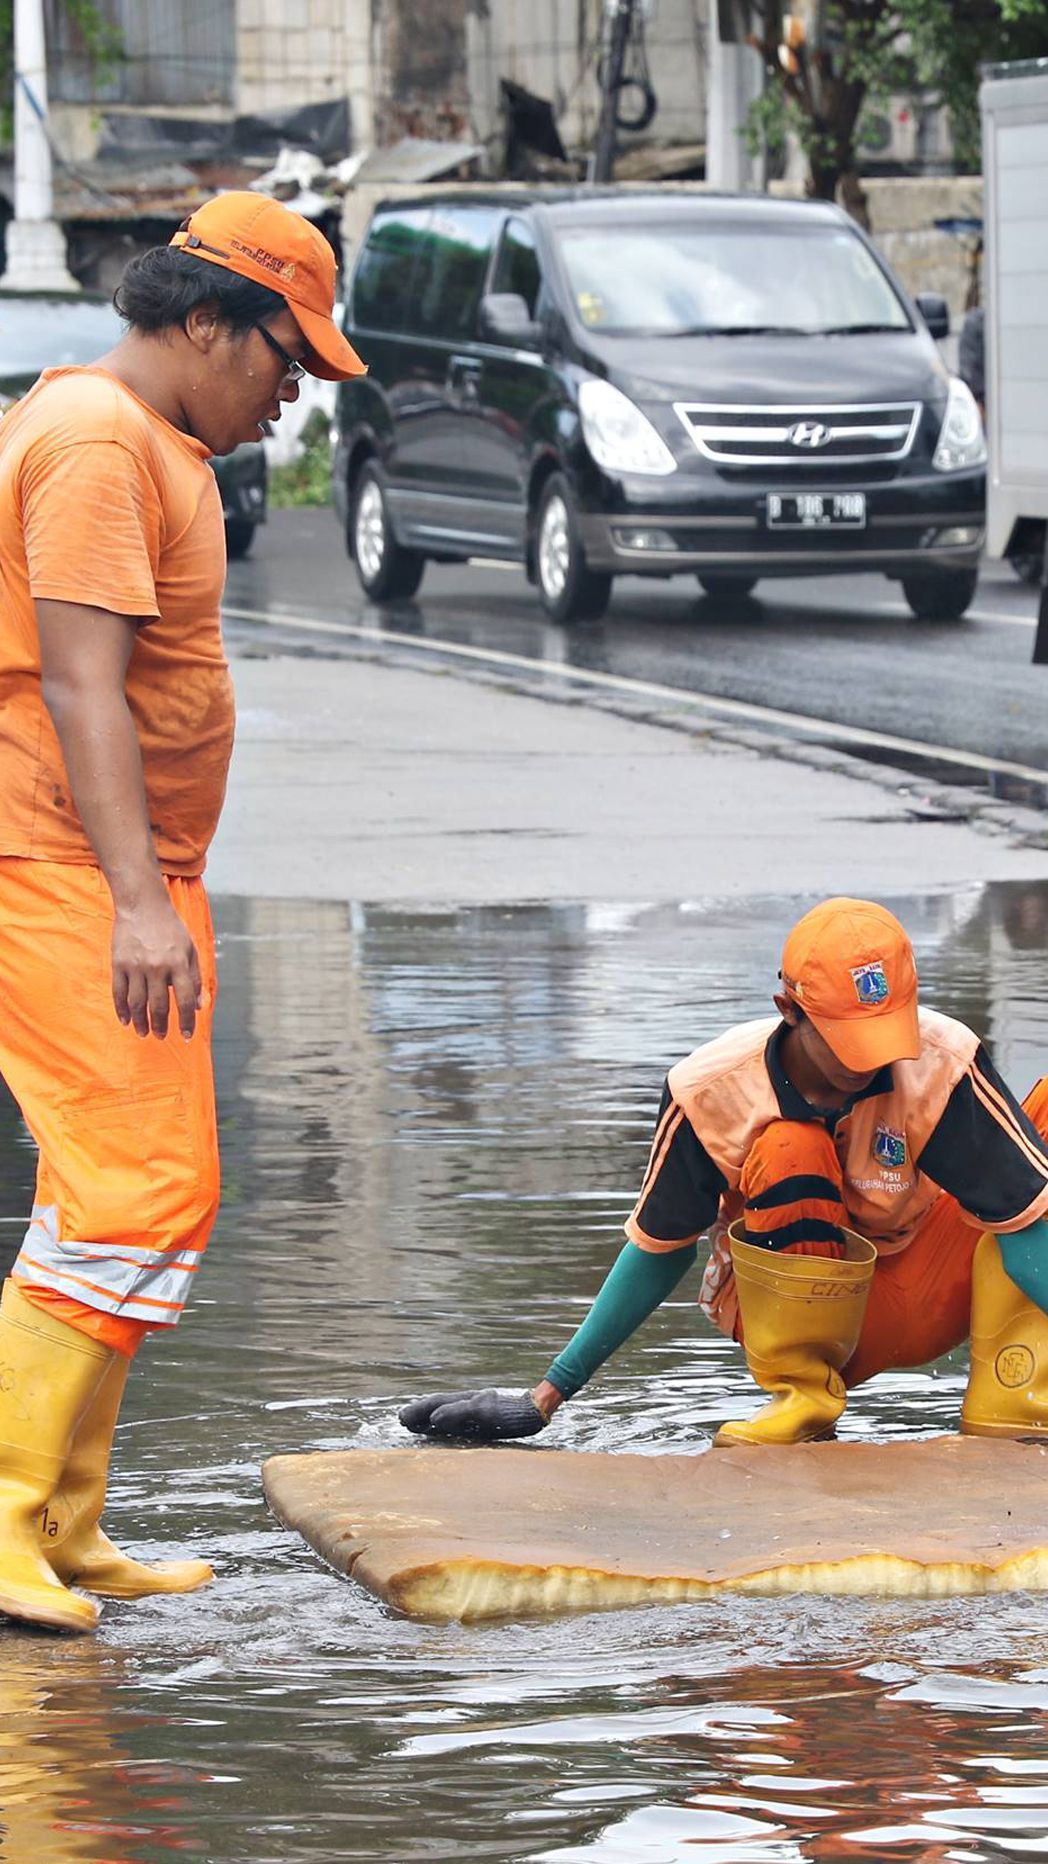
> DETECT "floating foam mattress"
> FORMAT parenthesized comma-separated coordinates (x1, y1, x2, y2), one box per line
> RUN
(261, 1437, 1048, 1622)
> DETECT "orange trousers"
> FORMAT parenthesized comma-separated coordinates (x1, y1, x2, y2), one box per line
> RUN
(0, 858, 220, 1357)
(731, 1076, 1048, 1388)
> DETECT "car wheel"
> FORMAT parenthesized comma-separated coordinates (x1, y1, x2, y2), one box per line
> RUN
(535, 474, 612, 624)
(225, 518, 256, 560)
(697, 574, 759, 599)
(351, 462, 425, 601)
(900, 568, 978, 621)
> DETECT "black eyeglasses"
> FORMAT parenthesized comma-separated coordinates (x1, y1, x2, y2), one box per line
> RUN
(253, 322, 306, 382)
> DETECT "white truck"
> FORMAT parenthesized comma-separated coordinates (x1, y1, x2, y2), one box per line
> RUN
(980, 58, 1048, 584)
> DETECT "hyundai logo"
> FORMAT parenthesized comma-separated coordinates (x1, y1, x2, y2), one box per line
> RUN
(787, 420, 832, 449)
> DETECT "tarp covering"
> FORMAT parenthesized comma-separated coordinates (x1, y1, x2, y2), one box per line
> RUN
(96, 100, 351, 163)
(262, 1437, 1048, 1622)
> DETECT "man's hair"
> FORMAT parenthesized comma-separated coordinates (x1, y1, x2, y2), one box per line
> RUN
(114, 247, 286, 334)
(778, 985, 807, 1024)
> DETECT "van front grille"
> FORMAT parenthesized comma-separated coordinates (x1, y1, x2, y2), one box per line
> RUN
(674, 401, 921, 467)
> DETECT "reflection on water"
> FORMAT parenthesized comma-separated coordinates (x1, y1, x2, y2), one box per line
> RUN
(0, 1638, 212, 1862)
(1, 882, 1048, 1862)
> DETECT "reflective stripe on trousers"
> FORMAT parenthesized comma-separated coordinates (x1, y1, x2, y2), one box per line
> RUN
(0, 858, 220, 1350)
(14, 1203, 205, 1322)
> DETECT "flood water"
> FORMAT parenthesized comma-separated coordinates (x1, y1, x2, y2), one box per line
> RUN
(3, 882, 1048, 1863)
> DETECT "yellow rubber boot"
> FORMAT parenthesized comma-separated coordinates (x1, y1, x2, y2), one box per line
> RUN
(961, 1232, 1048, 1438)
(0, 1280, 113, 1632)
(715, 1222, 877, 1447)
(41, 1354, 214, 1599)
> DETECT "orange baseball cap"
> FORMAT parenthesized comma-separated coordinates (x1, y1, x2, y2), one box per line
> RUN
(780, 897, 920, 1071)
(170, 191, 366, 382)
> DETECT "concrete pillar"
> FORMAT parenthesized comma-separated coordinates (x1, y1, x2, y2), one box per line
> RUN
(345, 0, 376, 151)
(705, 9, 765, 193)
(1, 0, 79, 291)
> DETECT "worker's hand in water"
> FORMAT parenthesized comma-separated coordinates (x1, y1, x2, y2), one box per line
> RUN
(399, 1388, 549, 1441)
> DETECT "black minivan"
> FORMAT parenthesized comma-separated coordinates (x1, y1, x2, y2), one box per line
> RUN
(333, 189, 986, 623)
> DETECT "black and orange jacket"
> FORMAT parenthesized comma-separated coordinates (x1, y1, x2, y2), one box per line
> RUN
(627, 1009, 1048, 1259)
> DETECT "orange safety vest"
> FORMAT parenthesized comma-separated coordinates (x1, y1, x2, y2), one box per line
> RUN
(667, 1007, 982, 1255)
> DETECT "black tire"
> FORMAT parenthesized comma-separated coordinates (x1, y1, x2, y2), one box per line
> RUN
(1009, 552, 1043, 588)
(351, 462, 425, 602)
(225, 517, 256, 560)
(900, 568, 978, 621)
(697, 574, 759, 599)
(534, 474, 612, 624)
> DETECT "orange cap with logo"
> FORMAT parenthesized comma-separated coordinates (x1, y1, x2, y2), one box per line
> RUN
(170, 191, 366, 382)
(780, 897, 920, 1072)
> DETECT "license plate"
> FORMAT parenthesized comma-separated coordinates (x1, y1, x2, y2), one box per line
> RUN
(766, 492, 866, 530)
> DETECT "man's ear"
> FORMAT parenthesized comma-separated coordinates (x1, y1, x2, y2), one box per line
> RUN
(773, 990, 800, 1026)
(183, 302, 223, 354)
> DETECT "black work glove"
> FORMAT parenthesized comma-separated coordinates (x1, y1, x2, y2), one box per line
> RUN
(398, 1388, 549, 1441)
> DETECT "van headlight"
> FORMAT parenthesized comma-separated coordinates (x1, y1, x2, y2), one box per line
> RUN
(933, 376, 987, 471)
(578, 379, 677, 476)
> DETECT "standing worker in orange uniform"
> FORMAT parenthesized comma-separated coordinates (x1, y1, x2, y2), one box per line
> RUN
(0, 193, 365, 1632)
(403, 899, 1048, 1448)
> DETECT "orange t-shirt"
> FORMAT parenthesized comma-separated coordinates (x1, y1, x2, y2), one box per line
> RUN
(0, 366, 234, 875)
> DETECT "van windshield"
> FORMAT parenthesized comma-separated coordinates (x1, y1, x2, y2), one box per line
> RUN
(555, 221, 911, 337)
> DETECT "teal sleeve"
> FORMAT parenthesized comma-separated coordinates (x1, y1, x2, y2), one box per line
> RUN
(545, 1240, 698, 1400)
(999, 1216, 1048, 1316)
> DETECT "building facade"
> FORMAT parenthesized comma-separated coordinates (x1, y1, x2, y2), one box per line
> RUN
(39, 0, 708, 171)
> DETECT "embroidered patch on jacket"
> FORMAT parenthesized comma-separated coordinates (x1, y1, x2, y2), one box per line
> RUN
(850, 960, 890, 1007)
(873, 1124, 907, 1169)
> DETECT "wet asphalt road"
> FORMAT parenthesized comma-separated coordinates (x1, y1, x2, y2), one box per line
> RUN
(224, 508, 1047, 780)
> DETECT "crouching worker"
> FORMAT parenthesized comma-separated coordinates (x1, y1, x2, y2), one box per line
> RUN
(0, 193, 366, 1632)
(402, 898, 1048, 1450)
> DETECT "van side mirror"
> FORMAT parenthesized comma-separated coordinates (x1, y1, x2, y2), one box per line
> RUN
(478, 292, 543, 349)
(914, 292, 950, 340)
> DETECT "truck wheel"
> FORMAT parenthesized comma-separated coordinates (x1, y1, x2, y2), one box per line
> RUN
(1009, 551, 1043, 587)
(900, 569, 978, 621)
(535, 475, 612, 624)
(697, 574, 759, 599)
(351, 462, 425, 602)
